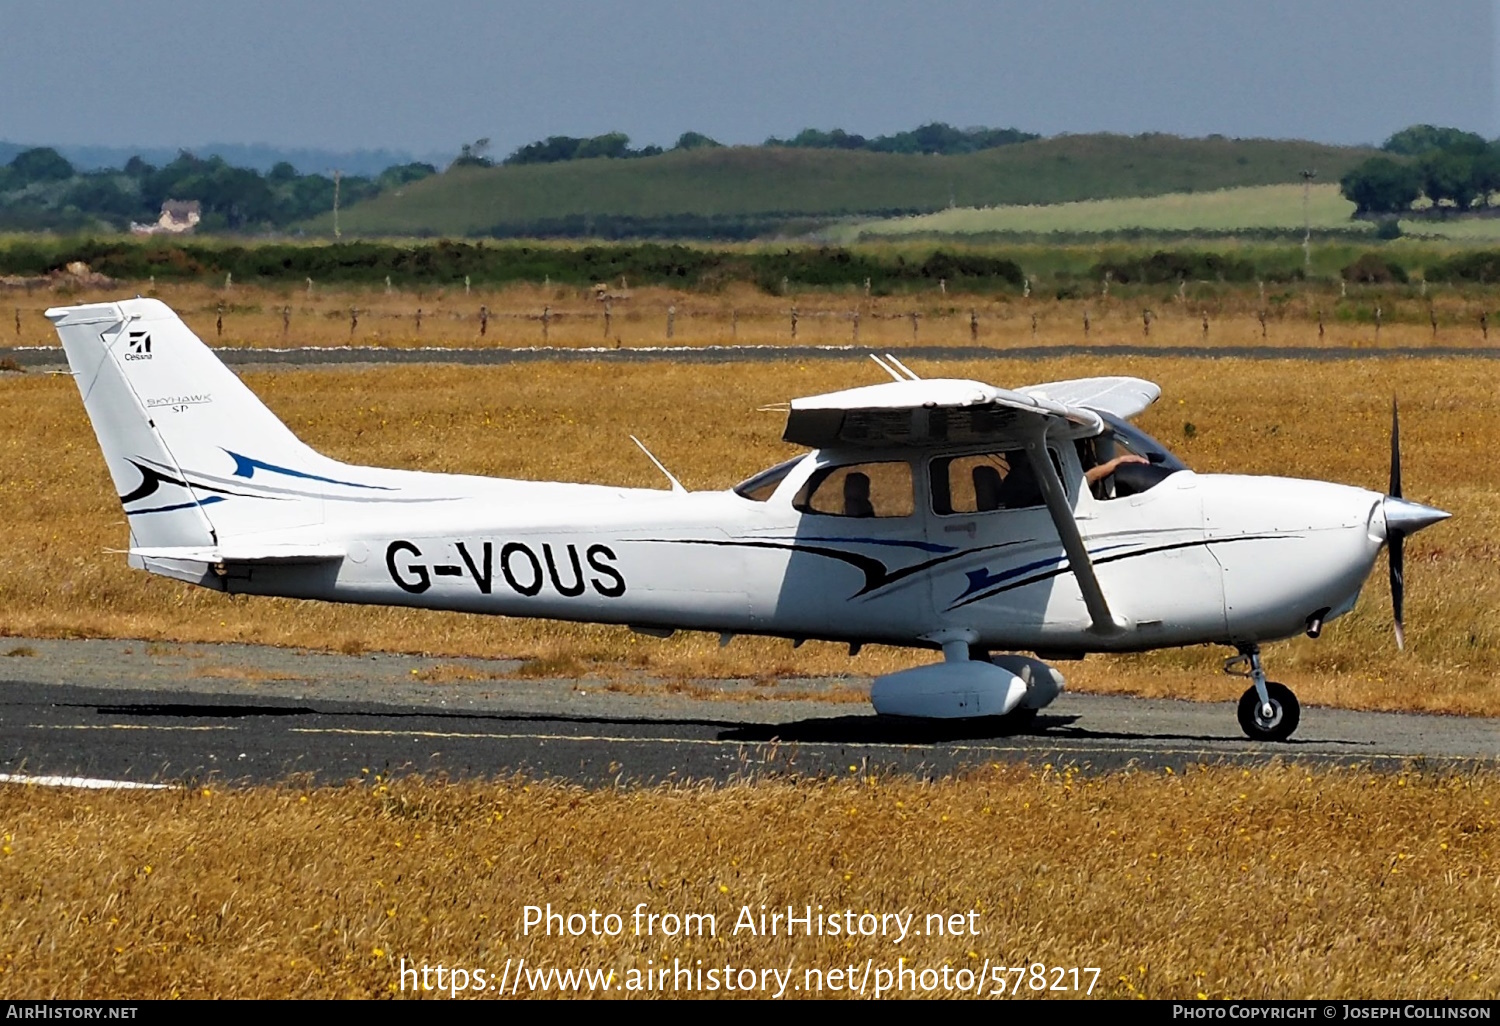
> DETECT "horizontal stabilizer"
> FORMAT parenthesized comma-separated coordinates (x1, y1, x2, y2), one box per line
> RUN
(127, 543, 346, 564)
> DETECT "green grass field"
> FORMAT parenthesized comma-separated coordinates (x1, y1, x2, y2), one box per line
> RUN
(318, 135, 1379, 238)
(846, 184, 1500, 242)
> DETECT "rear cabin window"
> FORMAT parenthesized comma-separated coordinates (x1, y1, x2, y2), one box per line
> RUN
(794, 461, 914, 518)
(733, 457, 803, 502)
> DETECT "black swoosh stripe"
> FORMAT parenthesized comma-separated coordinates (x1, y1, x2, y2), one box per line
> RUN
(638, 538, 1025, 597)
(947, 534, 1293, 610)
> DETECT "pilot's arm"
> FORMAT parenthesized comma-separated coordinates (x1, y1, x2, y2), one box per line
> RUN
(1084, 453, 1149, 484)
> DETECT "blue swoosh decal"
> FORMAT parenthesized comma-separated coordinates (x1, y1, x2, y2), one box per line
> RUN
(224, 450, 395, 491)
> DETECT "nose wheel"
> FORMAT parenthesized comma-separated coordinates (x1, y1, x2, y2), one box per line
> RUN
(1225, 648, 1301, 742)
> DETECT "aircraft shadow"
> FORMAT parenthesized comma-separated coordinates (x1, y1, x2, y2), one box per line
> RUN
(717, 713, 1081, 745)
(63, 698, 750, 732)
(65, 698, 1373, 750)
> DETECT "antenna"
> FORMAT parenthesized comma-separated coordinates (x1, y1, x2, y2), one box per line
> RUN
(630, 435, 686, 493)
(869, 353, 905, 382)
(884, 353, 921, 380)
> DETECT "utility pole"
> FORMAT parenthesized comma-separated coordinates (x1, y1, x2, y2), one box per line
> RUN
(332, 169, 342, 239)
(1300, 169, 1317, 269)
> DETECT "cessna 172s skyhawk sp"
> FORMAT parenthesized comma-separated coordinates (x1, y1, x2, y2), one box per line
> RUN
(49, 298, 1449, 742)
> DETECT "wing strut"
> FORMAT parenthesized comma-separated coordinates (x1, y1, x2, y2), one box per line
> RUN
(1023, 430, 1127, 636)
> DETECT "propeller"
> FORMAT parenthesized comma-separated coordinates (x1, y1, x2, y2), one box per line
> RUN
(1382, 398, 1450, 650)
(1388, 399, 1406, 650)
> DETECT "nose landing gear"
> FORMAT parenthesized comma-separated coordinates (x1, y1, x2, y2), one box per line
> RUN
(1225, 647, 1301, 742)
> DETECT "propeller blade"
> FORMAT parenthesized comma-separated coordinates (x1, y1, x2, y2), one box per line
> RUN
(1389, 397, 1402, 500)
(1389, 529, 1405, 651)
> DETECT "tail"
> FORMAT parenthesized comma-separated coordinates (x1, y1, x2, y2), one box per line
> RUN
(47, 298, 379, 576)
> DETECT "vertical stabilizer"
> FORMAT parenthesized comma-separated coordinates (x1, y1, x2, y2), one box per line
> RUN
(47, 298, 334, 548)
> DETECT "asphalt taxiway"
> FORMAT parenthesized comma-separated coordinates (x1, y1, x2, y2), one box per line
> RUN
(0, 640, 1494, 788)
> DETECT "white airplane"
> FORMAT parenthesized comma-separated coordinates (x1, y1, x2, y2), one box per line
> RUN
(48, 298, 1449, 742)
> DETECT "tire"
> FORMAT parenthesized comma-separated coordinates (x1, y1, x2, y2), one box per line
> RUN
(1236, 682, 1300, 742)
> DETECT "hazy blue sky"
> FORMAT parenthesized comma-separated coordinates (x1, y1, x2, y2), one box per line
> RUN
(2, 0, 1494, 159)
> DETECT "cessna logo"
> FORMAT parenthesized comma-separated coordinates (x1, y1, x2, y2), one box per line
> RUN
(124, 330, 153, 361)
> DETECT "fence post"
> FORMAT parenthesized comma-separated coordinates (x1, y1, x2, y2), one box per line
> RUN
(667, 305, 675, 340)
(1083, 310, 1090, 337)
(603, 302, 612, 338)
(969, 309, 978, 342)
(385, 276, 392, 295)
(1142, 309, 1151, 337)
(790, 307, 798, 340)
(465, 276, 472, 296)
(543, 305, 551, 342)
(731, 308, 737, 340)
(1317, 309, 1323, 340)
(1374, 306, 1381, 341)
(1031, 312, 1038, 338)
(282, 305, 290, 338)
(350, 307, 358, 337)
(1202, 312, 1209, 339)
(909, 311, 918, 342)
(306, 277, 314, 297)
(415, 308, 422, 334)
(14, 308, 19, 339)
(1482, 312, 1489, 341)
(1257, 310, 1267, 338)
(852, 310, 859, 343)
(479, 305, 488, 338)
(216, 303, 223, 338)
(1429, 307, 1438, 339)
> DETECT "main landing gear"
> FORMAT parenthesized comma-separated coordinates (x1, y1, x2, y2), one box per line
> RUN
(1225, 646, 1300, 742)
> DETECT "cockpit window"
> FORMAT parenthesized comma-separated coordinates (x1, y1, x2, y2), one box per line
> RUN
(733, 457, 803, 502)
(930, 450, 1059, 514)
(794, 461, 914, 518)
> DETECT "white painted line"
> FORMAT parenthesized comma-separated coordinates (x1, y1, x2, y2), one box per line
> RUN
(28, 723, 234, 732)
(0, 773, 170, 791)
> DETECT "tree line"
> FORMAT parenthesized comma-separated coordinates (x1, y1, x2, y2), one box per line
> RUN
(495, 123, 1037, 167)
(1339, 124, 1500, 219)
(0, 148, 437, 233)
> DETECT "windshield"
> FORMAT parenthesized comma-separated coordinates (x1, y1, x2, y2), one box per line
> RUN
(1078, 413, 1188, 500)
(1099, 413, 1188, 471)
(733, 456, 804, 502)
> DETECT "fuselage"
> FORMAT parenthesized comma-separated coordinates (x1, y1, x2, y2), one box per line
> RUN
(197, 441, 1388, 655)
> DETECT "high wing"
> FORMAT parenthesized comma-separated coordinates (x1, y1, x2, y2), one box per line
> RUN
(782, 373, 1161, 637)
(782, 375, 1158, 448)
(1017, 376, 1161, 422)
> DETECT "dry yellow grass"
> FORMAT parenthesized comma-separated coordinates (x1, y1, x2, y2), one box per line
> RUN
(0, 766, 1494, 999)
(7, 279, 1500, 351)
(1, 356, 1496, 716)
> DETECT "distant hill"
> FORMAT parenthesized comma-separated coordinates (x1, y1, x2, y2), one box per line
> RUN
(318, 134, 1382, 239)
